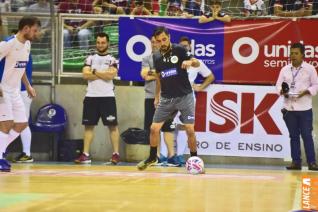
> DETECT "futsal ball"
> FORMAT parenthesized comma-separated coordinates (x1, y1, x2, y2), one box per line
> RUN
(185, 156, 204, 175)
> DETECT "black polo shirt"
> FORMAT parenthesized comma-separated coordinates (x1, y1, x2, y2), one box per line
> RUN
(153, 44, 193, 98)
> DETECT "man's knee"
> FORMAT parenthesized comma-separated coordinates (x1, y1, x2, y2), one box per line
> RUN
(150, 124, 161, 134)
(184, 125, 195, 136)
(13, 122, 28, 133)
(0, 121, 14, 133)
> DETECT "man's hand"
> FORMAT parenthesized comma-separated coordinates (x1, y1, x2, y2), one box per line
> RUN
(26, 85, 36, 98)
(192, 84, 202, 92)
(297, 90, 310, 98)
(181, 60, 192, 69)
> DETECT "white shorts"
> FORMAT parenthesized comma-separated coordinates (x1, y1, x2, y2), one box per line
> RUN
(0, 90, 27, 123)
(21, 91, 32, 119)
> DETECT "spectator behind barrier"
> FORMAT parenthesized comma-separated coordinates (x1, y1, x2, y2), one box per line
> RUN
(183, 0, 204, 17)
(130, 0, 152, 15)
(0, 0, 11, 39)
(26, 0, 54, 46)
(58, 0, 94, 49)
(243, 0, 266, 16)
(274, 0, 313, 17)
(93, 0, 126, 14)
(199, 0, 231, 23)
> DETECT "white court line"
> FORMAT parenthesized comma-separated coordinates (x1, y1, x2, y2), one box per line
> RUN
(291, 177, 302, 212)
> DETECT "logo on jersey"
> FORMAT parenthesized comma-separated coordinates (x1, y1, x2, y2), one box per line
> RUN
(161, 68, 177, 78)
(106, 115, 116, 122)
(170, 56, 178, 64)
(14, 61, 28, 69)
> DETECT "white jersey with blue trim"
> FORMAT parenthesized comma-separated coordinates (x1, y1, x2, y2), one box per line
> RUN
(0, 35, 31, 92)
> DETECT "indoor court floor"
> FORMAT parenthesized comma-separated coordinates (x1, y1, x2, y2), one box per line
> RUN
(0, 163, 316, 212)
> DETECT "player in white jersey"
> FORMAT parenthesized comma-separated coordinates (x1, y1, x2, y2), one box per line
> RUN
(0, 16, 40, 172)
(74, 32, 121, 165)
(159, 36, 214, 165)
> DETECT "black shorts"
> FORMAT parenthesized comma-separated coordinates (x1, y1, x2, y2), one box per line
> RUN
(82, 97, 118, 126)
(144, 98, 175, 132)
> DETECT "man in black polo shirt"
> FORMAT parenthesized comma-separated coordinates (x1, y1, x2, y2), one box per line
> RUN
(137, 26, 200, 170)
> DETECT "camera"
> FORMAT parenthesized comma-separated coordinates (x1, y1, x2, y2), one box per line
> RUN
(281, 82, 289, 94)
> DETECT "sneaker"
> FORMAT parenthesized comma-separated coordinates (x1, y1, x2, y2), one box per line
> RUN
(137, 157, 158, 170)
(74, 153, 91, 164)
(14, 152, 34, 163)
(176, 155, 185, 166)
(0, 159, 11, 172)
(154, 155, 167, 166)
(110, 153, 120, 165)
(167, 155, 181, 167)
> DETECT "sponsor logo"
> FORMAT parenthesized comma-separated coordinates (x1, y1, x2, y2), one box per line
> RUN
(106, 115, 116, 121)
(14, 61, 28, 69)
(302, 176, 318, 211)
(232, 37, 318, 68)
(161, 68, 177, 78)
(196, 90, 281, 135)
(126, 35, 217, 64)
(170, 56, 178, 64)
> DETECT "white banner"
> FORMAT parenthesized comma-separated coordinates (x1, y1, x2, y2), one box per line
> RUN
(176, 84, 291, 159)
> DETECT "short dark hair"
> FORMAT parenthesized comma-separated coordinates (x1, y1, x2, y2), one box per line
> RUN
(153, 26, 170, 37)
(96, 32, 109, 42)
(210, 0, 221, 6)
(179, 36, 190, 44)
(291, 43, 305, 55)
(18, 16, 41, 31)
(135, 0, 144, 6)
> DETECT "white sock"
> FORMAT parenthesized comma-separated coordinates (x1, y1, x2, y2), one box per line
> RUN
(5, 129, 20, 151)
(20, 127, 31, 156)
(176, 130, 188, 156)
(160, 132, 168, 157)
(83, 152, 89, 156)
(0, 131, 9, 159)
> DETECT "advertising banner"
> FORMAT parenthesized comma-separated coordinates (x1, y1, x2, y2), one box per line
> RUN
(119, 18, 318, 84)
(178, 84, 290, 158)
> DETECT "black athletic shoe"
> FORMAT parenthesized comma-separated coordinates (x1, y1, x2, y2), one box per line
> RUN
(137, 157, 158, 170)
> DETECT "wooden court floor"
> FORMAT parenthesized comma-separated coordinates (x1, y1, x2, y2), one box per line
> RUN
(0, 163, 316, 212)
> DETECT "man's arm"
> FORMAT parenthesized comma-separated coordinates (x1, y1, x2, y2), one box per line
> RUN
(154, 72, 161, 108)
(22, 72, 36, 98)
(82, 66, 99, 80)
(141, 67, 157, 81)
(198, 15, 214, 23)
(215, 14, 231, 23)
(0, 41, 11, 61)
(274, 4, 312, 17)
(94, 66, 118, 80)
(193, 73, 214, 92)
(182, 57, 200, 69)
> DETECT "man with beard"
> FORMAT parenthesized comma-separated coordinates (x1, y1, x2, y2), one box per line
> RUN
(137, 26, 201, 170)
(74, 32, 121, 165)
(0, 16, 40, 172)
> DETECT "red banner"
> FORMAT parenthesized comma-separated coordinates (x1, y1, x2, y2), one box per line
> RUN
(223, 19, 318, 84)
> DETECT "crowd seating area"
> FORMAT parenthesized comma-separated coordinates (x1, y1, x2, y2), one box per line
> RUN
(1, 0, 318, 74)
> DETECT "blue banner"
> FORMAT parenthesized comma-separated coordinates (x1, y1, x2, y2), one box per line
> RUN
(118, 17, 224, 82)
